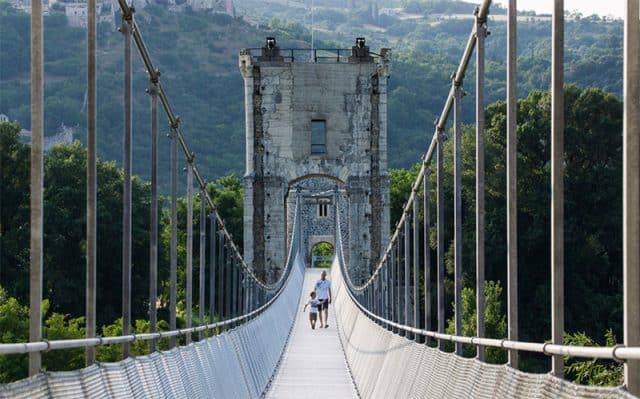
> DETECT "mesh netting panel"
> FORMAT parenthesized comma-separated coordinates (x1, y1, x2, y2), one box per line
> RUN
(331, 264, 638, 399)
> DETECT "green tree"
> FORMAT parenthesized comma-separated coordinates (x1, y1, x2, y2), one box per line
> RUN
(207, 174, 243, 244)
(0, 286, 29, 383)
(42, 142, 158, 326)
(96, 317, 172, 362)
(564, 329, 623, 386)
(42, 306, 85, 373)
(389, 163, 421, 228)
(445, 280, 507, 364)
(157, 173, 243, 324)
(0, 122, 30, 298)
(311, 242, 334, 268)
(0, 287, 99, 382)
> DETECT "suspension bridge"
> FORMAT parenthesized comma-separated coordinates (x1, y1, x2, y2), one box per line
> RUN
(1, 0, 640, 397)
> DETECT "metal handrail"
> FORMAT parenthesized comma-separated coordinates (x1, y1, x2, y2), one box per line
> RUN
(244, 48, 378, 63)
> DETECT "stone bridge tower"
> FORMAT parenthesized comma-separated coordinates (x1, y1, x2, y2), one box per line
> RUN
(239, 38, 391, 283)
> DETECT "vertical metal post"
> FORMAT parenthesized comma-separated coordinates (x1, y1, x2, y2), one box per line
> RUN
(218, 234, 225, 321)
(225, 243, 232, 321)
(241, 272, 247, 315)
(186, 163, 193, 344)
(253, 280, 258, 314)
(475, 13, 487, 362)
(121, 15, 133, 359)
(380, 268, 384, 319)
(372, 277, 376, 315)
(424, 168, 431, 342)
(453, 84, 463, 356)
(413, 197, 419, 340)
(29, 0, 44, 376)
(404, 218, 410, 333)
(376, 271, 382, 317)
(390, 242, 396, 326)
(169, 128, 178, 348)
(230, 257, 235, 320)
(370, 284, 380, 316)
(149, 82, 158, 353)
(232, 256, 238, 322)
(248, 278, 253, 313)
(247, 279, 252, 317)
(199, 190, 206, 340)
(372, 284, 375, 314)
(624, 0, 640, 394)
(507, 0, 519, 369)
(422, 165, 431, 344)
(245, 277, 250, 316)
(551, 0, 565, 378)
(396, 232, 401, 328)
(240, 271, 245, 318)
(437, 128, 446, 350)
(85, 0, 97, 366)
(383, 259, 389, 321)
(210, 215, 217, 326)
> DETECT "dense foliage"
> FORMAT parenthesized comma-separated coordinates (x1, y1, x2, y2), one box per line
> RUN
(564, 329, 623, 386)
(444, 281, 507, 364)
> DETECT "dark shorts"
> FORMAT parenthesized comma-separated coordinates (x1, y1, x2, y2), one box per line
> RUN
(318, 299, 329, 310)
(310, 313, 317, 321)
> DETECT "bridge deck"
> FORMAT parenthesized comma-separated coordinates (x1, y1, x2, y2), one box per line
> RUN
(265, 268, 358, 399)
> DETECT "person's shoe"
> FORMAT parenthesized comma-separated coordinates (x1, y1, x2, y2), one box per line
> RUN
(324, 324, 329, 328)
(312, 325, 315, 329)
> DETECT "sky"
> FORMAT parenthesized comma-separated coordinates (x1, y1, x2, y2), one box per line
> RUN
(493, 0, 625, 18)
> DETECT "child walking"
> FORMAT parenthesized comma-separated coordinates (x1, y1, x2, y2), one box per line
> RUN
(303, 291, 322, 329)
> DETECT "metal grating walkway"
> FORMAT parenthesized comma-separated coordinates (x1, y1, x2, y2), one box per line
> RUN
(265, 268, 358, 399)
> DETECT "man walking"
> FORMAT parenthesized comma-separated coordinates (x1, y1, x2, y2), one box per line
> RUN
(314, 270, 332, 328)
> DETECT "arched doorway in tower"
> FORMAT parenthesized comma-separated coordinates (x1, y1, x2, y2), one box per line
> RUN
(284, 173, 349, 268)
(310, 241, 335, 268)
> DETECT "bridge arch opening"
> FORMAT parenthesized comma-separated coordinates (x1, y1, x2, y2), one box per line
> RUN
(310, 241, 334, 268)
(283, 174, 348, 269)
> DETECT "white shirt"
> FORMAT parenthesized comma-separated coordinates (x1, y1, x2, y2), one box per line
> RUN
(308, 299, 320, 314)
(315, 278, 331, 300)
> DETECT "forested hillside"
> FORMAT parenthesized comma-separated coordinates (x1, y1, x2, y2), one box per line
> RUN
(0, 0, 624, 188)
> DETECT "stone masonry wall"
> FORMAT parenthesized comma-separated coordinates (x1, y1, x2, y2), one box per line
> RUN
(240, 45, 391, 283)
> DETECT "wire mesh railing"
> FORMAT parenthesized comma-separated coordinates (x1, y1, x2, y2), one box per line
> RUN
(337, 0, 640, 396)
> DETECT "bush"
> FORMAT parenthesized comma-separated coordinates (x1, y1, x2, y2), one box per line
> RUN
(564, 329, 623, 386)
(445, 281, 507, 364)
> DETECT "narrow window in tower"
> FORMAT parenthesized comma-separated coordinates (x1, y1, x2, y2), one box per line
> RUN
(318, 203, 328, 218)
(311, 120, 327, 155)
